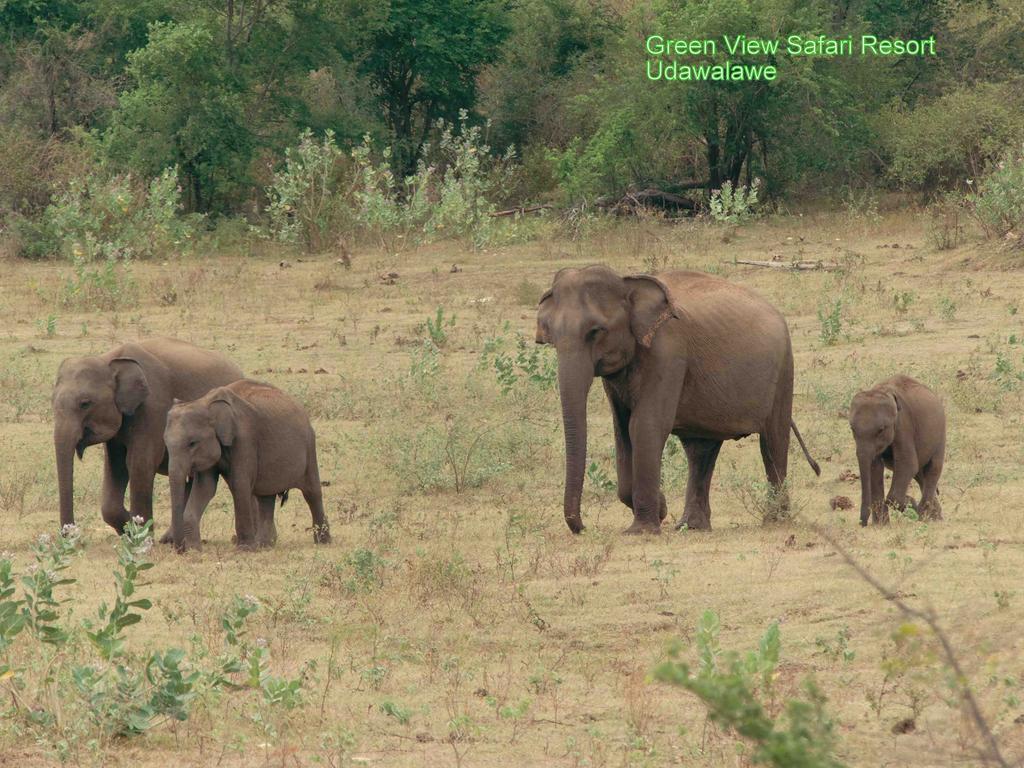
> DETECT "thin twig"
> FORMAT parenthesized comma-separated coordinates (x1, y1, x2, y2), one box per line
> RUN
(812, 525, 1009, 768)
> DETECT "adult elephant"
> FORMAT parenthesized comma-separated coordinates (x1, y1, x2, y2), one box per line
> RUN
(52, 338, 243, 537)
(536, 266, 820, 534)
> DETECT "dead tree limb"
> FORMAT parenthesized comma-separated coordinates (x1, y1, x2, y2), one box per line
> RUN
(812, 525, 1009, 768)
(593, 188, 698, 215)
(489, 204, 552, 218)
(729, 259, 842, 271)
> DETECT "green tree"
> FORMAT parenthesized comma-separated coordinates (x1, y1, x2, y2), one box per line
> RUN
(352, 0, 511, 179)
(104, 20, 251, 212)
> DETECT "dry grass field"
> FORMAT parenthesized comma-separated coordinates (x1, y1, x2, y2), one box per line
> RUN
(1, 209, 1024, 767)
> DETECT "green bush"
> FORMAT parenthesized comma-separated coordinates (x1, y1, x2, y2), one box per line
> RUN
(654, 610, 845, 768)
(267, 129, 351, 253)
(710, 180, 761, 224)
(35, 166, 195, 261)
(0, 521, 309, 755)
(883, 83, 1024, 189)
(425, 112, 514, 248)
(966, 149, 1024, 239)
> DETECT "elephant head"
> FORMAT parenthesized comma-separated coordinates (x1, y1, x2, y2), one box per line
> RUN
(164, 391, 235, 548)
(52, 354, 149, 527)
(536, 266, 679, 533)
(849, 387, 900, 525)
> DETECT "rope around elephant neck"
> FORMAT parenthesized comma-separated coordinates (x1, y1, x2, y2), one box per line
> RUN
(641, 306, 675, 347)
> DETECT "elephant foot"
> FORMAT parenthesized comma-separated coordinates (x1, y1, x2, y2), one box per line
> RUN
(159, 528, 175, 545)
(233, 534, 258, 551)
(679, 508, 711, 531)
(312, 525, 331, 544)
(256, 531, 278, 549)
(920, 500, 943, 521)
(624, 519, 661, 535)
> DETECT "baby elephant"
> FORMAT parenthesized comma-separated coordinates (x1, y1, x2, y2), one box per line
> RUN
(164, 379, 331, 551)
(848, 375, 945, 525)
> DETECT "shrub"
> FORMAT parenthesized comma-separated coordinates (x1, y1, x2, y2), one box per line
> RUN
(654, 610, 845, 768)
(36, 166, 195, 261)
(925, 192, 966, 250)
(883, 83, 1024, 189)
(265, 115, 516, 253)
(966, 149, 1024, 239)
(267, 129, 351, 253)
(59, 256, 138, 311)
(817, 299, 843, 346)
(710, 180, 761, 224)
(0, 521, 309, 754)
(424, 111, 515, 247)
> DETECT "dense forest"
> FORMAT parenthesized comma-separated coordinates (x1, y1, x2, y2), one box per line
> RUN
(1, 0, 1022, 259)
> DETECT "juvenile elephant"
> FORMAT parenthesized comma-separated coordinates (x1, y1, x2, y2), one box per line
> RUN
(52, 338, 243, 536)
(536, 266, 820, 534)
(849, 375, 945, 525)
(163, 379, 331, 551)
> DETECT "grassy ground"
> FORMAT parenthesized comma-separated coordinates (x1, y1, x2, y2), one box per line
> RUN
(1, 209, 1024, 767)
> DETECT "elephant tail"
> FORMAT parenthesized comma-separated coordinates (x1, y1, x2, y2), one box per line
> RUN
(279, 490, 289, 506)
(790, 420, 821, 476)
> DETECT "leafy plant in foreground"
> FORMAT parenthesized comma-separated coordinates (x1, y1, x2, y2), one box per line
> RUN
(653, 610, 846, 768)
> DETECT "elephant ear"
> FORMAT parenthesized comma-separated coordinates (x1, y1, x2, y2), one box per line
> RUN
(624, 274, 680, 348)
(110, 358, 149, 416)
(209, 397, 236, 447)
(877, 384, 903, 413)
(535, 288, 554, 344)
(55, 358, 70, 383)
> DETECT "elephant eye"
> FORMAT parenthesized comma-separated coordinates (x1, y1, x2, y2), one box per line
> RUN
(586, 326, 607, 341)
(79, 399, 92, 410)
(188, 440, 198, 448)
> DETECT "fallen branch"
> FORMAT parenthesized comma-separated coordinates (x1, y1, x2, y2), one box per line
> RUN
(729, 259, 842, 271)
(812, 525, 1009, 768)
(489, 204, 552, 218)
(594, 188, 698, 216)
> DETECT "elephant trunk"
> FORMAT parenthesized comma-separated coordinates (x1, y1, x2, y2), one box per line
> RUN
(558, 351, 594, 534)
(54, 424, 80, 529)
(857, 450, 874, 526)
(168, 459, 190, 551)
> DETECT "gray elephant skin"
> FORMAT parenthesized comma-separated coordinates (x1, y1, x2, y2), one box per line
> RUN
(163, 378, 331, 551)
(849, 375, 945, 525)
(536, 266, 820, 534)
(52, 338, 244, 536)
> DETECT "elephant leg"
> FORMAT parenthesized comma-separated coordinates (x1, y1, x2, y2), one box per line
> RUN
(868, 457, 886, 524)
(612, 402, 668, 522)
(180, 471, 218, 551)
(613, 402, 633, 509)
(302, 487, 331, 544)
(100, 442, 131, 532)
(679, 438, 722, 531)
(884, 459, 916, 523)
(229, 483, 258, 548)
(255, 495, 278, 548)
(918, 458, 943, 521)
(624, 414, 670, 534)
(125, 439, 162, 532)
(758, 420, 791, 513)
(159, 475, 193, 545)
